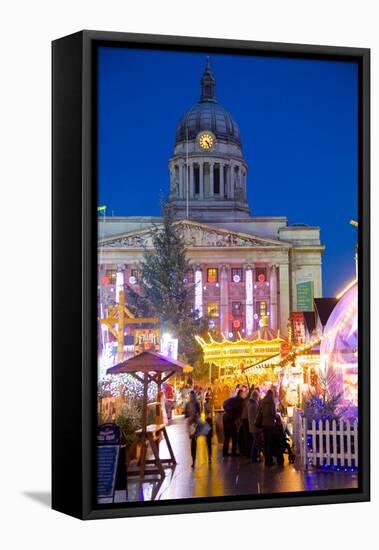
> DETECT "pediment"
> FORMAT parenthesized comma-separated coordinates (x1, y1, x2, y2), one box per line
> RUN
(99, 220, 290, 249)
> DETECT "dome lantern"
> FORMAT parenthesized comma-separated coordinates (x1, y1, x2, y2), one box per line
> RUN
(200, 56, 216, 103)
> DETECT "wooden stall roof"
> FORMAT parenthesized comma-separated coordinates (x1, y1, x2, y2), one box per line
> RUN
(106, 351, 186, 375)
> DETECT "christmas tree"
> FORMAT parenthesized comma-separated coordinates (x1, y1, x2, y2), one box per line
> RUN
(136, 202, 207, 364)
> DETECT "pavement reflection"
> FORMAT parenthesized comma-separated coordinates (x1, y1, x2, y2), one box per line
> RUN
(118, 415, 358, 503)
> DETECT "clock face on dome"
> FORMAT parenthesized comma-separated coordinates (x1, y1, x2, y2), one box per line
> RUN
(198, 132, 215, 150)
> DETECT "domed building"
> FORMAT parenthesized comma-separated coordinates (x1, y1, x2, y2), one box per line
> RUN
(169, 58, 249, 220)
(98, 59, 325, 339)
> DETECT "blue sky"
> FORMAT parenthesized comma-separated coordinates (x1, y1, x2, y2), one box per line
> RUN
(98, 46, 358, 297)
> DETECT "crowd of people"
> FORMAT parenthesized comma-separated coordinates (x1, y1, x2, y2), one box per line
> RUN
(184, 383, 294, 468)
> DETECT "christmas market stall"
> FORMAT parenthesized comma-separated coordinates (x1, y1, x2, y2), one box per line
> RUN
(196, 315, 286, 386)
(107, 351, 186, 478)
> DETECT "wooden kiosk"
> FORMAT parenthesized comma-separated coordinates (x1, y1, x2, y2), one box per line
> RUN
(107, 351, 186, 478)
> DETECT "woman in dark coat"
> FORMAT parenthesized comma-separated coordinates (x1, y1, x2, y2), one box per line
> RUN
(260, 389, 277, 466)
(184, 390, 201, 467)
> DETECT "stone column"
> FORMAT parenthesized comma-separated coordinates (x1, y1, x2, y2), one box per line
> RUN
(194, 266, 203, 318)
(179, 162, 184, 198)
(220, 162, 225, 197)
(269, 264, 278, 332)
(220, 264, 229, 335)
(199, 161, 204, 199)
(245, 265, 254, 336)
(279, 263, 290, 336)
(229, 163, 234, 199)
(209, 162, 214, 197)
(189, 162, 194, 199)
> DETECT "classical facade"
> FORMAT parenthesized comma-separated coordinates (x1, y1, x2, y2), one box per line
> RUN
(98, 59, 324, 338)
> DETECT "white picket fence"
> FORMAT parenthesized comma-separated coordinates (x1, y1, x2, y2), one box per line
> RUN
(298, 417, 358, 468)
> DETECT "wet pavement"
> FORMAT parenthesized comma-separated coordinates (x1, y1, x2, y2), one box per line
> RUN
(113, 415, 358, 503)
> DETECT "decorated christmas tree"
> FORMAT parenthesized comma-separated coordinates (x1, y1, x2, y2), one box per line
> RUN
(136, 202, 207, 364)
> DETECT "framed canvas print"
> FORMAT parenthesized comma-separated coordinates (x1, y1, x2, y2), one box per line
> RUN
(52, 30, 370, 520)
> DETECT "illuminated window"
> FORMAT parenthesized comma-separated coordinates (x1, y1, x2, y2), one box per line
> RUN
(259, 301, 267, 316)
(231, 267, 243, 282)
(207, 268, 218, 283)
(105, 270, 117, 284)
(255, 267, 267, 283)
(207, 302, 219, 317)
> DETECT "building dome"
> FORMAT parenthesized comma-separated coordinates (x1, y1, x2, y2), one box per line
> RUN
(176, 101, 241, 147)
(175, 58, 242, 148)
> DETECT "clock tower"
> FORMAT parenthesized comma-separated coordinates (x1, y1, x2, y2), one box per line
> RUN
(168, 58, 250, 220)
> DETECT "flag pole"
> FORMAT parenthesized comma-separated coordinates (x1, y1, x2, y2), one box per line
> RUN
(186, 127, 189, 219)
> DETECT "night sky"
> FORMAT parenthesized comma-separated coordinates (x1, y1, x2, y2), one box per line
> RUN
(98, 46, 358, 298)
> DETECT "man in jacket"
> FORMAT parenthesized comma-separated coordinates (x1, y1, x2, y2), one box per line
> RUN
(247, 389, 260, 462)
(222, 390, 245, 456)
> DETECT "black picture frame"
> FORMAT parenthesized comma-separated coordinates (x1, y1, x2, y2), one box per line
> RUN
(52, 30, 370, 520)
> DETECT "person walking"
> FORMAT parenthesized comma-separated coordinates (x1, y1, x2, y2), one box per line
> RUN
(247, 389, 261, 462)
(222, 390, 245, 456)
(260, 389, 277, 466)
(204, 387, 214, 463)
(184, 390, 201, 468)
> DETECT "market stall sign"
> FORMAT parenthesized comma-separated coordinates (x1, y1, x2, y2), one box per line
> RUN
(134, 328, 161, 355)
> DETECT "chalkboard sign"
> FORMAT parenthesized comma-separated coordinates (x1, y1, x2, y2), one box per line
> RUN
(97, 423, 121, 500)
(97, 445, 120, 499)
